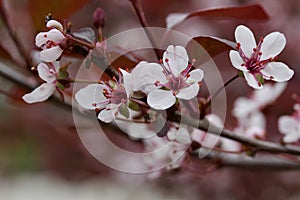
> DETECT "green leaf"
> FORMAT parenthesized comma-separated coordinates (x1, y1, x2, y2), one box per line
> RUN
(56, 81, 65, 90)
(131, 91, 146, 99)
(57, 64, 70, 80)
(256, 74, 264, 85)
(119, 104, 129, 118)
(128, 100, 140, 111)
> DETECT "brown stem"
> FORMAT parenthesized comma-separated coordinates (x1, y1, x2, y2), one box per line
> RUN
(128, 0, 161, 60)
(0, 6, 32, 69)
(204, 74, 240, 111)
(66, 34, 96, 49)
(171, 112, 300, 156)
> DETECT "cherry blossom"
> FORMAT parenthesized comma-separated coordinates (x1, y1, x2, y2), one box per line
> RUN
(230, 25, 294, 89)
(132, 45, 204, 110)
(75, 69, 134, 123)
(232, 82, 287, 118)
(22, 62, 60, 103)
(144, 126, 192, 171)
(278, 104, 300, 143)
(35, 20, 66, 62)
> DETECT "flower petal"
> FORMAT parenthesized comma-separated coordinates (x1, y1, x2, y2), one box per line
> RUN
(98, 108, 116, 123)
(163, 45, 188, 76)
(131, 61, 167, 91)
(232, 97, 257, 117)
(243, 71, 262, 89)
(278, 116, 298, 134)
(187, 69, 204, 83)
(75, 84, 106, 109)
(147, 90, 176, 110)
(37, 63, 56, 82)
(35, 31, 49, 47)
(261, 62, 294, 82)
(229, 50, 247, 72)
(22, 83, 55, 104)
(176, 82, 199, 100)
(52, 61, 61, 72)
(176, 127, 192, 144)
(283, 132, 299, 143)
(260, 32, 286, 60)
(120, 69, 133, 97)
(253, 82, 287, 108)
(46, 20, 63, 31)
(235, 25, 257, 57)
(39, 46, 63, 62)
(45, 29, 65, 43)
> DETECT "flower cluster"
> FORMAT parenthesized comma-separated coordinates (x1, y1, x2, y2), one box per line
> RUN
(35, 20, 66, 62)
(23, 20, 68, 103)
(75, 45, 204, 122)
(232, 83, 287, 140)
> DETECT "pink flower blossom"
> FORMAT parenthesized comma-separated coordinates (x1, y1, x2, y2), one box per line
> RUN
(132, 45, 204, 110)
(22, 62, 60, 103)
(75, 69, 134, 123)
(230, 25, 294, 89)
(144, 126, 192, 171)
(232, 83, 287, 118)
(278, 104, 300, 143)
(35, 20, 66, 62)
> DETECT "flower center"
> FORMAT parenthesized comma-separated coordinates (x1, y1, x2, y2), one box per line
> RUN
(237, 38, 274, 75)
(102, 77, 127, 105)
(155, 59, 192, 95)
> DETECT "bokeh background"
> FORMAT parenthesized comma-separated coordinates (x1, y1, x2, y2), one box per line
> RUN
(0, 0, 299, 199)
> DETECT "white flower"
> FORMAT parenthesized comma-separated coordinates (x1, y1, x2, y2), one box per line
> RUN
(35, 20, 66, 62)
(75, 69, 134, 123)
(144, 126, 191, 171)
(278, 104, 300, 143)
(230, 25, 294, 89)
(132, 45, 204, 110)
(22, 62, 60, 103)
(234, 111, 266, 140)
(232, 82, 287, 117)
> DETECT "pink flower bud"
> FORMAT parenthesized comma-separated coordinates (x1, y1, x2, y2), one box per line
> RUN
(93, 8, 105, 29)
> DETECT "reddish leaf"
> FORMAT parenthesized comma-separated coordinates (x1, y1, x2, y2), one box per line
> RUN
(0, 44, 12, 60)
(167, 4, 269, 29)
(28, 0, 91, 30)
(186, 36, 235, 65)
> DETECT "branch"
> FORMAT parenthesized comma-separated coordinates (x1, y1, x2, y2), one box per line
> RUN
(205, 154, 300, 170)
(128, 0, 161, 60)
(0, 6, 31, 69)
(171, 112, 300, 156)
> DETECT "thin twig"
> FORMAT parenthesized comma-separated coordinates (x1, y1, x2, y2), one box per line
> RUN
(0, 6, 32, 69)
(205, 74, 240, 110)
(128, 0, 161, 60)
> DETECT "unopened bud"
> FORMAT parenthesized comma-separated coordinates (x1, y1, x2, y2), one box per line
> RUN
(93, 8, 105, 29)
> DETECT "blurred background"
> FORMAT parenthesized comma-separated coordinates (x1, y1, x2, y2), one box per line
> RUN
(0, 0, 300, 199)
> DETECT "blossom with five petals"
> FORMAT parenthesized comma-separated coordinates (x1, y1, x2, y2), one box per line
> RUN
(75, 69, 134, 123)
(22, 62, 60, 103)
(132, 45, 204, 110)
(229, 25, 294, 89)
(35, 20, 66, 62)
